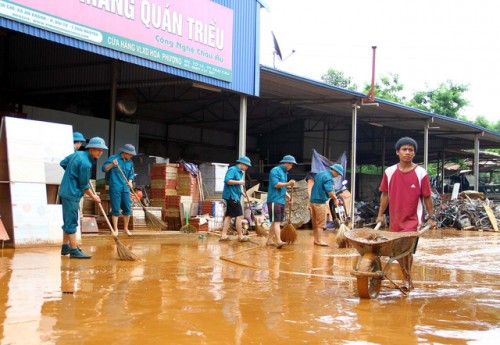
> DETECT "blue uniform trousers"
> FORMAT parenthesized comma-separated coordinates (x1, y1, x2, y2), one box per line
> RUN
(61, 197, 80, 234)
(110, 191, 132, 216)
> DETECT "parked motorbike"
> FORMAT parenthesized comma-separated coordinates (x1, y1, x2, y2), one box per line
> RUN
(329, 180, 352, 228)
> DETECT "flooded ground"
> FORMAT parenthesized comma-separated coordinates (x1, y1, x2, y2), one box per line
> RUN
(0, 229, 499, 344)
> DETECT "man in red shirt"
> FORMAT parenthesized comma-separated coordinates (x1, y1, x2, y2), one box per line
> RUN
(376, 137, 436, 290)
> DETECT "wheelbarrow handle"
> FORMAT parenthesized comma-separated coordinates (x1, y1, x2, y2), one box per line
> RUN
(374, 222, 382, 230)
(418, 224, 432, 236)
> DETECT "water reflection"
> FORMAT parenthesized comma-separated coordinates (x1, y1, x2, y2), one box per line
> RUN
(0, 230, 497, 344)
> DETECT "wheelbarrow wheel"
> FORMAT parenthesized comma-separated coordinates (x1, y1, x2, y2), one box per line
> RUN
(356, 253, 382, 299)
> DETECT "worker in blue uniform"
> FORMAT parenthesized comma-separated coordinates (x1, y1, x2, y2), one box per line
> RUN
(102, 144, 137, 236)
(219, 156, 252, 242)
(73, 132, 86, 152)
(310, 164, 342, 246)
(59, 137, 108, 259)
(266, 155, 297, 248)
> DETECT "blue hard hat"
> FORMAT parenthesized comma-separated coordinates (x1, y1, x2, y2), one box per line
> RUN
(86, 137, 108, 150)
(119, 144, 137, 156)
(280, 155, 297, 165)
(236, 156, 252, 167)
(73, 132, 86, 143)
(330, 163, 344, 176)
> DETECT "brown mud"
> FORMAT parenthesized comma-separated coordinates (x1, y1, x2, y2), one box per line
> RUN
(0, 229, 498, 344)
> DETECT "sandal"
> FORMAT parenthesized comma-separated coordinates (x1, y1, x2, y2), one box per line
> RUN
(219, 237, 230, 242)
(238, 236, 250, 242)
(314, 242, 329, 247)
(275, 242, 286, 249)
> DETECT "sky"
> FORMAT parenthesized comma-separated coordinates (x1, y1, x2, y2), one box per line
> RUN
(259, 0, 500, 123)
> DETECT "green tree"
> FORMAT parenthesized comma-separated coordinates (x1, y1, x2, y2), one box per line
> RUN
(408, 81, 469, 119)
(474, 116, 500, 133)
(363, 73, 405, 103)
(321, 69, 358, 91)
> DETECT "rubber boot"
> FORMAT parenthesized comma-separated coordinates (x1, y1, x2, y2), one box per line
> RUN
(69, 247, 92, 259)
(61, 244, 70, 256)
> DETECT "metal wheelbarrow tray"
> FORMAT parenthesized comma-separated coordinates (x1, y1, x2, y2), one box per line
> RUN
(346, 226, 430, 299)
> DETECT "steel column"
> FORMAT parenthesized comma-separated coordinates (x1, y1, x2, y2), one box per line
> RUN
(350, 104, 358, 223)
(474, 134, 480, 191)
(109, 60, 118, 155)
(424, 120, 430, 170)
(238, 94, 247, 157)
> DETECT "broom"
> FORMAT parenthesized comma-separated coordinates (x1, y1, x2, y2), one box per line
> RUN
(180, 210, 197, 233)
(243, 186, 268, 237)
(115, 164, 167, 230)
(280, 187, 297, 244)
(334, 199, 351, 248)
(89, 184, 139, 261)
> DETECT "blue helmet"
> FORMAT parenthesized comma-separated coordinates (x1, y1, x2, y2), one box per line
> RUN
(236, 156, 252, 167)
(119, 144, 137, 156)
(73, 132, 86, 143)
(330, 163, 344, 176)
(86, 137, 108, 150)
(280, 155, 297, 165)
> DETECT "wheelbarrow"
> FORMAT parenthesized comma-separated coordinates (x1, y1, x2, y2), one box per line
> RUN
(346, 223, 431, 299)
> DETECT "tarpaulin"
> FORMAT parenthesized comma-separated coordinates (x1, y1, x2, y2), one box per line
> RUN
(311, 149, 347, 191)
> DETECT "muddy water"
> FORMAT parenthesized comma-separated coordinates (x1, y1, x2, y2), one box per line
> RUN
(0, 229, 499, 344)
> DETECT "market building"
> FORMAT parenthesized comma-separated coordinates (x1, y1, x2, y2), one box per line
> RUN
(1, 0, 499, 247)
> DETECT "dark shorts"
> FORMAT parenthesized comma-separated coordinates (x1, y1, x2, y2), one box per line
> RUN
(225, 199, 243, 217)
(267, 202, 285, 222)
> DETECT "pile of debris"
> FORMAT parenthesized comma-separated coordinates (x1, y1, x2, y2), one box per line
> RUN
(434, 191, 499, 231)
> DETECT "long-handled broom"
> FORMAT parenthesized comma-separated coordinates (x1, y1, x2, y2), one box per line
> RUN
(334, 199, 351, 248)
(243, 186, 268, 237)
(115, 164, 167, 230)
(180, 209, 197, 233)
(89, 184, 139, 261)
(280, 187, 297, 244)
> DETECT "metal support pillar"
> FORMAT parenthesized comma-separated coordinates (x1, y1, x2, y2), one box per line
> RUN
(109, 60, 118, 155)
(474, 134, 480, 192)
(322, 120, 328, 156)
(424, 120, 430, 170)
(441, 148, 446, 194)
(382, 129, 386, 172)
(238, 95, 247, 157)
(350, 104, 358, 223)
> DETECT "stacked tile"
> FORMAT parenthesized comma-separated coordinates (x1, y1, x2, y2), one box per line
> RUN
(150, 163, 179, 221)
(188, 217, 209, 231)
(200, 200, 214, 215)
(164, 195, 192, 230)
(177, 165, 200, 203)
(150, 163, 178, 197)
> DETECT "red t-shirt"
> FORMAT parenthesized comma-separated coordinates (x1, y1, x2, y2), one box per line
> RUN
(379, 164, 431, 232)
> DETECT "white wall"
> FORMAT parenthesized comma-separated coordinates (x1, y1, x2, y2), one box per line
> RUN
(24, 105, 139, 179)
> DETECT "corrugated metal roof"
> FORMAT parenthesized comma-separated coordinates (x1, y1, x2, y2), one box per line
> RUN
(260, 66, 500, 148)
